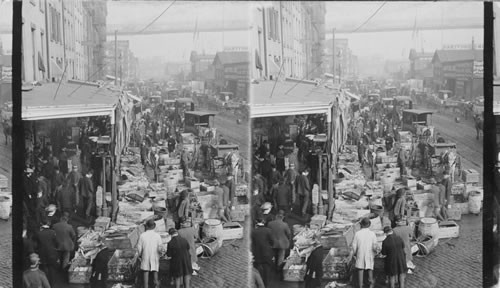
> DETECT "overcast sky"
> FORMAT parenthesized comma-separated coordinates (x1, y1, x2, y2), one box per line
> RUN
(107, 1, 250, 62)
(326, 2, 483, 59)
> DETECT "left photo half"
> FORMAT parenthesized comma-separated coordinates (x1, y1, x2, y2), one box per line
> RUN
(20, 1, 251, 288)
(0, 0, 12, 287)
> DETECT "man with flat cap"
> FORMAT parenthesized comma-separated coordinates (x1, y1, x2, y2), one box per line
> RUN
(23, 253, 51, 288)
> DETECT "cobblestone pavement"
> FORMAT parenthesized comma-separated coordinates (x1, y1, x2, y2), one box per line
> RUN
(0, 218, 12, 288)
(0, 140, 12, 287)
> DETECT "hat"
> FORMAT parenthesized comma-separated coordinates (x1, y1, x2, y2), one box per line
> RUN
(29, 253, 40, 267)
(45, 204, 57, 213)
(261, 202, 272, 211)
(383, 226, 393, 234)
(360, 217, 371, 228)
(145, 219, 156, 230)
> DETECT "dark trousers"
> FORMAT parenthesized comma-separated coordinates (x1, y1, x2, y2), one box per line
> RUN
(277, 205, 290, 215)
(255, 262, 271, 288)
(40, 263, 57, 286)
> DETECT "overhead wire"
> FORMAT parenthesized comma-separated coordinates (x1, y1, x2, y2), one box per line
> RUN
(350, 2, 387, 33)
(137, 0, 177, 34)
(269, 61, 284, 99)
(63, 1, 179, 98)
(53, 63, 68, 100)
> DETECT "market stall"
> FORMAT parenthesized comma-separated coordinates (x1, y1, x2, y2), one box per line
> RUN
(251, 80, 352, 218)
(22, 80, 133, 221)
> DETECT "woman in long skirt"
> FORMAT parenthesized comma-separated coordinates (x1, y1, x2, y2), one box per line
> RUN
(381, 226, 407, 288)
(167, 228, 193, 288)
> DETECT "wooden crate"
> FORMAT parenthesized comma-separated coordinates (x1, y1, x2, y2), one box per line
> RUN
(104, 227, 141, 250)
(107, 249, 139, 282)
(185, 178, 200, 189)
(447, 207, 462, 221)
(222, 222, 243, 240)
(403, 176, 417, 188)
(230, 209, 246, 222)
(437, 221, 459, 239)
(283, 257, 306, 282)
(310, 215, 327, 228)
(320, 225, 354, 249)
(68, 257, 92, 284)
(94, 217, 111, 233)
(462, 169, 480, 183)
(322, 249, 353, 280)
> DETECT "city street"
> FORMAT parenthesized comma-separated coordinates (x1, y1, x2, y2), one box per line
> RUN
(265, 108, 483, 288)
(417, 104, 483, 182)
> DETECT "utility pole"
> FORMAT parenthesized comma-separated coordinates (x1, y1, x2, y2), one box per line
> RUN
(114, 30, 117, 86)
(120, 52, 123, 87)
(332, 28, 335, 83)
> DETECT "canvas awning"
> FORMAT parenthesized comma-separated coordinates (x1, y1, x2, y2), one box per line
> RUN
(251, 81, 336, 119)
(22, 82, 120, 121)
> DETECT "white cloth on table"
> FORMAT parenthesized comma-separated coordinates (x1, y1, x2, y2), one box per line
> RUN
(136, 229, 163, 271)
(352, 227, 378, 270)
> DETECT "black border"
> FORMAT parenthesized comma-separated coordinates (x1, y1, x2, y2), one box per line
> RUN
(12, 0, 23, 287)
(485, 2, 495, 286)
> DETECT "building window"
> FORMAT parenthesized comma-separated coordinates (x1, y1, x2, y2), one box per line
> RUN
(32, 27, 37, 81)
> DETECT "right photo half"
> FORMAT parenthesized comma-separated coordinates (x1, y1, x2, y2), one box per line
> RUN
(249, 2, 483, 288)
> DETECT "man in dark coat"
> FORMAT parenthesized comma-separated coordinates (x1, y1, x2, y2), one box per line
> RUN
(36, 220, 59, 286)
(53, 213, 76, 270)
(284, 163, 297, 205)
(276, 144, 286, 174)
(51, 166, 65, 201)
(251, 218, 274, 288)
(296, 168, 311, 216)
(305, 242, 324, 288)
(68, 165, 81, 207)
(358, 139, 366, 166)
(79, 169, 94, 218)
(273, 180, 291, 214)
(167, 228, 193, 288)
(381, 226, 407, 288)
(267, 211, 291, 274)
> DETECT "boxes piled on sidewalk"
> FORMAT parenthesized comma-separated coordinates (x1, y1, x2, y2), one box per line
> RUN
(66, 143, 249, 284)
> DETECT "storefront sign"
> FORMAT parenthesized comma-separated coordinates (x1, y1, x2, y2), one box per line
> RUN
(442, 62, 472, 79)
(473, 61, 483, 78)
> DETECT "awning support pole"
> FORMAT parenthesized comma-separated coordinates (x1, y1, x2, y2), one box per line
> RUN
(110, 113, 118, 222)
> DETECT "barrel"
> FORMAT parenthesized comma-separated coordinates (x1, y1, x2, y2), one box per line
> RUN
(165, 177, 177, 193)
(154, 207, 168, 219)
(381, 175, 394, 193)
(203, 219, 223, 245)
(468, 191, 482, 214)
(370, 205, 384, 218)
(0, 196, 10, 220)
(416, 235, 438, 256)
(152, 197, 166, 209)
(200, 237, 222, 257)
(418, 218, 439, 238)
